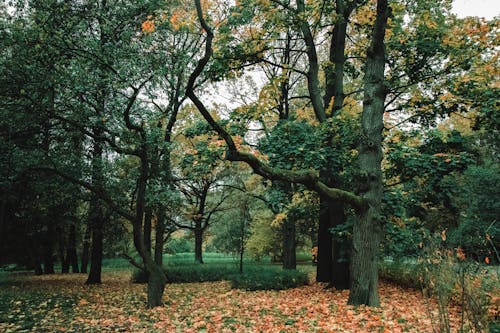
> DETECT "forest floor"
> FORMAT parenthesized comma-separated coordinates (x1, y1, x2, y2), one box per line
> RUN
(0, 270, 479, 333)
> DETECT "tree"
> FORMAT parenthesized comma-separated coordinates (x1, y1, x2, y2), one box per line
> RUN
(173, 120, 234, 263)
(185, 0, 387, 305)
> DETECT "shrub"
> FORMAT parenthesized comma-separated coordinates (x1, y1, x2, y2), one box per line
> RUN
(229, 268, 309, 291)
(131, 263, 310, 291)
(418, 235, 499, 332)
(379, 260, 422, 289)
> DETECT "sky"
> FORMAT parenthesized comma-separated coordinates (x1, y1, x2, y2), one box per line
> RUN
(452, 0, 500, 19)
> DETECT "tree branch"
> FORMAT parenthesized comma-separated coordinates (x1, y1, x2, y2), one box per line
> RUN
(186, 0, 367, 212)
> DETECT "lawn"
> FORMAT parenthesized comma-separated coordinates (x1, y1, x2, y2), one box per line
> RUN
(0, 267, 474, 333)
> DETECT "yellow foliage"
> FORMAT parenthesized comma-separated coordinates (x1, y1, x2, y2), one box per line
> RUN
(271, 212, 287, 227)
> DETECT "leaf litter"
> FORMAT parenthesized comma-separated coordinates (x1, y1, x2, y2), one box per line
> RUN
(0, 271, 469, 332)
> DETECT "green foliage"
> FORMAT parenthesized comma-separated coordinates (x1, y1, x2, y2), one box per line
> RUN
(382, 217, 428, 259)
(164, 238, 194, 255)
(379, 260, 422, 289)
(449, 163, 500, 262)
(245, 210, 281, 260)
(229, 268, 309, 291)
(418, 239, 499, 333)
(131, 257, 310, 291)
(259, 120, 323, 171)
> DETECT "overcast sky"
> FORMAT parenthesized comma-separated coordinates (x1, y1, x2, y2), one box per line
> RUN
(452, 0, 500, 19)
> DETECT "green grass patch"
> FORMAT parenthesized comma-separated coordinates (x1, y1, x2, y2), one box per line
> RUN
(131, 253, 312, 291)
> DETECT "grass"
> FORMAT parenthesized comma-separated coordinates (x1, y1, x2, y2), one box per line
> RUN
(129, 252, 314, 290)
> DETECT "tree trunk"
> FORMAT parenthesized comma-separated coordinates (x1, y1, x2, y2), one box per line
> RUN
(86, 140, 104, 285)
(80, 223, 91, 273)
(348, 0, 388, 306)
(194, 228, 204, 264)
(154, 209, 166, 266)
(143, 206, 153, 255)
(146, 262, 167, 308)
(31, 241, 43, 275)
(67, 225, 79, 273)
(317, 196, 333, 282)
(58, 226, 69, 273)
(43, 244, 55, 274)
(0, 197, 6, 264)
(282, 218, 296, 269)
(329, 200, 349, 290)
(86, 214, 103, 284)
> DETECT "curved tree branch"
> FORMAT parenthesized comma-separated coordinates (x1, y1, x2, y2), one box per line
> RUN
(186, 0, 367, 212)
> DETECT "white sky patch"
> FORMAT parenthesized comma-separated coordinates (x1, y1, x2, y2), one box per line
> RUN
(452, 0, 500, 19)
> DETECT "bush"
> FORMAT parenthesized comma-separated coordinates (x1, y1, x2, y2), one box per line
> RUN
(131, 263, 310, 291)
(229, 268, 309, 291)
(379, 260, 422, 289)
(164, 238, 193, 255)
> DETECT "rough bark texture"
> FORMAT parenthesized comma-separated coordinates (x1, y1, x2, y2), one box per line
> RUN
(80, 224, 90, 273)
(348, 0, 389, 307)
(143, 207, 153, 255)
(329, 200, 350, 289)
(154, 210, 166, 266)
(194, 227, 204, 264)
(86, 211, 103, 284)
(146, 261, 167, 308)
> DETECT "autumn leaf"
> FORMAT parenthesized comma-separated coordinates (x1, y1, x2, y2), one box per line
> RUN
(141, 19, 155, 33)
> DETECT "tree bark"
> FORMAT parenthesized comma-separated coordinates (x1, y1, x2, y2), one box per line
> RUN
(143, 206, 153, 255)
(317, 195, 350, 289)
(316, 196, 333, 282)
(80, 223, 91, 273)
(86, 211, 103, 284)
(86, 140, 104, 285)
(0, 197, 6, 264)
(194, 227, 204, 264)
(146, 263, 167, 308)
(154, 209, 166, 266)
(330, 201, 350, 290)
(282, 217, 296, 269)
(348, 0, 389, 306)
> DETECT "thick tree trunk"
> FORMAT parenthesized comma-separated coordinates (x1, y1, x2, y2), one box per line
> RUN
(282, 218, 296, 269)
(329, 201, 350, 290)
(0, 198, 6, 264)
(194, 227, 204, 264)
(86, 214, 103, 284)
(154, 209, 166, 266)
(143, 206, 153, 255)
(146, 263, 167, 308)
(348, 0, 389, 307)
(80, 224, 91, 273)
